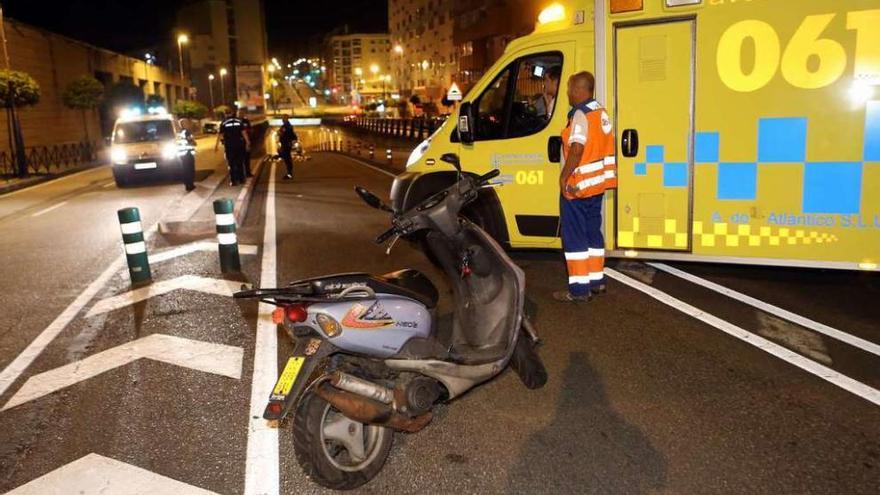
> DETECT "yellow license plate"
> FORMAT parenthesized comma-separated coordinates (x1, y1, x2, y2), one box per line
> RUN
(273, 357, 306, 396)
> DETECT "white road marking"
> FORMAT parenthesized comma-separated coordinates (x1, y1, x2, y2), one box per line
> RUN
(3, 334, 242, 410)
(605, 268, 880, 407)
(85, 275, 242, 318)
(103, 181, 116, 188)
(337, 154, 397, 178)
(244, 162, 279, 495)
(30, 200, 68, 217)
(148, 241, 258, 264)
(755, 312, 832, 365)
(5, 453, 220, 494)
(648, 262, 880, 358)
(0, 165, 106, 199)
(0, 245, 130, 399)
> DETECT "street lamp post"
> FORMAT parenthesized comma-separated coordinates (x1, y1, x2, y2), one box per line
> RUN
(370, 64, 379, 102)
(219, 67, 227, 105)
(177, 33, 189, 80)
(208, 74, 215, 111)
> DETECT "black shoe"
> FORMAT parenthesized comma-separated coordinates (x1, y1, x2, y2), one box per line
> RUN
(185, 185, 196, 191)
(592, 284, 607, 295)
(552, 290, 592, 303)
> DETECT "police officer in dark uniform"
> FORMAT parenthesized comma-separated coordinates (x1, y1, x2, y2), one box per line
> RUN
(178, 118, 197, 191)
(215, 108, 250, 185)
(278, 115, 298, 180)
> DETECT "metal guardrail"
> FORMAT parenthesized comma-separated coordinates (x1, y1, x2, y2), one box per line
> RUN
(343, 116, 448, 141)
(0, 141, 98, 177)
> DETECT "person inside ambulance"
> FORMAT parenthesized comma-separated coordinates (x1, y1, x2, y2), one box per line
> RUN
(553, 71, 617, 303)
(534, 65, 561, 121)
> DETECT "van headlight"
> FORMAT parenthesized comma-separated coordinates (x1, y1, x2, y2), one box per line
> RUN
(111, 146, 127, 164)
(406, 138, 430, 167)
(406, 126, 444, 168)
(161, 142, 178, 160)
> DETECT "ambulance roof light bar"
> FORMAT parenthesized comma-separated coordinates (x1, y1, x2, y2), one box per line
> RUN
(537, 3, 566, 25)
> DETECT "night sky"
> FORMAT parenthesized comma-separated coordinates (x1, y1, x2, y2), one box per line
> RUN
(4, 0, 387, 58)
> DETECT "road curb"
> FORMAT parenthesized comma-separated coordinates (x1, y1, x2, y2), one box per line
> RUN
(157, 155, 267, 236)
(0, 161, 106, 197)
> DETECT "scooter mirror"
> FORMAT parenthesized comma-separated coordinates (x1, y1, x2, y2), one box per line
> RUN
(355, 186, 392, 212)
(440, 153, 461, 172)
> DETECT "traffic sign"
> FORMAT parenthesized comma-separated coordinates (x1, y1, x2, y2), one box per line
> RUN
(447, 82, 462, 101)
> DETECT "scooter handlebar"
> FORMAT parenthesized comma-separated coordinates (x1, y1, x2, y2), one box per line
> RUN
(375, 227, 397, 244)
(478, 169, 500, 184)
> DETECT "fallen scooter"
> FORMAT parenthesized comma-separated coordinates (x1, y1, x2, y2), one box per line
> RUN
(235, 153, 547, 489)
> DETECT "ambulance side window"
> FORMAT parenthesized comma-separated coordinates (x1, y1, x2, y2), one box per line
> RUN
(471, 52, 563, 142)
(508, 53, 563, 139)
(473, 67, 512, 141)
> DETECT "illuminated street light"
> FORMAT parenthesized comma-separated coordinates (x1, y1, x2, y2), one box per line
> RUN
(354, 67, 363, 76)
(219, 67, 228, 105)
(208, 74, 215, 109)
(177, 33, 189, 80)
(370, 64, 380, 76)
(393, 44, 403, 55)
(421, 60, 430, 70)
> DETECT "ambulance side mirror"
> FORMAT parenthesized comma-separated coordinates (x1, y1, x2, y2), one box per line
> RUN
(621, 129, 639, 158)
(458, 102, 474, 145)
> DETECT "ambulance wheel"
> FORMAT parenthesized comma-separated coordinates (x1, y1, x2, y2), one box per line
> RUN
(292, 390, 393, 490)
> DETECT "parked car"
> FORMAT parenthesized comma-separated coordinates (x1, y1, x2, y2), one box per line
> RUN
(203, 120, 221, 134)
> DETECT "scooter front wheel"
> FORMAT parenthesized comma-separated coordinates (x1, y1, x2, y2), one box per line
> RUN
(293, 390, 393, 490)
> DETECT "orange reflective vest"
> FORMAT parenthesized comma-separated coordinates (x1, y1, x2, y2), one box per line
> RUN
(561, 100, 617, 199)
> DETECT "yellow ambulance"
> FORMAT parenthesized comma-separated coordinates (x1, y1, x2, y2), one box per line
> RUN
(391, 0, 880, 271)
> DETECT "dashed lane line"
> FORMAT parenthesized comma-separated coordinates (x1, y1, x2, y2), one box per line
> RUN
(244, 161, 279, 495)
(648, 262, 880, 358)
(605, 268, 880, 407)
(30, 201, 68, 217)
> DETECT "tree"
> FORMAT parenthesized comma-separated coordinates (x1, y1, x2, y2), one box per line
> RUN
(0, 69, 41, 177)
(61, 76, 103, 147)
(146, 94, 166, 108)
(105, 81, 144, 113)
(213, 105, 230, 120)
(172, 99, 208, 119)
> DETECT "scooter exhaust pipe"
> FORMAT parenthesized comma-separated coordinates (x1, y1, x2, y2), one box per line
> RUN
(315, 376, 432, 433)
(330, 371, 393, 404)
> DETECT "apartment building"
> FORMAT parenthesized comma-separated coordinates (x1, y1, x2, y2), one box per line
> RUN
(326, 32, 391, 103)
(388, 0, 455, 102)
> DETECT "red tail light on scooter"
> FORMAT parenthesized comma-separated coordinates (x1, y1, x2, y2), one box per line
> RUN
(285, 304, 309, 323)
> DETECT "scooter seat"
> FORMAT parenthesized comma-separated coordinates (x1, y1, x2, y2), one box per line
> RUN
(375, 269, 439, 309)
(298, 270, 438, 309)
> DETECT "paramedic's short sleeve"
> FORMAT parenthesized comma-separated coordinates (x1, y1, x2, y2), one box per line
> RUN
(568, 110, 588, 145)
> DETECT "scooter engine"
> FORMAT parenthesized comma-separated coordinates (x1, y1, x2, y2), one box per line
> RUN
(397, 376, 444, 416)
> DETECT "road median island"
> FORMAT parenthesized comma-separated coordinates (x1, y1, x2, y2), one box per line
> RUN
(159, 154, 268, 236)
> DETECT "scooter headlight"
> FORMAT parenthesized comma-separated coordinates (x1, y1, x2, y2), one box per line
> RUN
(315, 313, 341, 337)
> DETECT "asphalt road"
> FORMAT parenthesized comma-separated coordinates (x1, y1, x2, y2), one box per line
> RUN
(0, 149, 878, 494)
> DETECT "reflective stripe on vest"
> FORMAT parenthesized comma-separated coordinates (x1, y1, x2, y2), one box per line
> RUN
(561, 100, 617, 199)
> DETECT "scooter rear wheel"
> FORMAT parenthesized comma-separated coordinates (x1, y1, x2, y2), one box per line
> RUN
(293, 390, 393, 490)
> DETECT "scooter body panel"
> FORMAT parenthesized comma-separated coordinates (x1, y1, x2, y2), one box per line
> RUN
(310, 294, 431, 357)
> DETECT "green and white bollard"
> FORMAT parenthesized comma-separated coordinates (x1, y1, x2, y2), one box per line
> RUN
(213, 198, 241, 273)
(118, 207, 151, 284)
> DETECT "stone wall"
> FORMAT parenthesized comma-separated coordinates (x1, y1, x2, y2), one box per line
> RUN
(0, 18, 189, 156)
